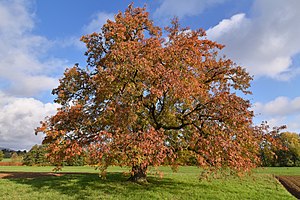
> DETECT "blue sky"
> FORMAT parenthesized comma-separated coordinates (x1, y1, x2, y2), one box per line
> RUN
(1, 0, 300, 150)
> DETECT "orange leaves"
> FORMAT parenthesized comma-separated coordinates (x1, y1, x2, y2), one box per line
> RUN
(35, 4, 266, 176)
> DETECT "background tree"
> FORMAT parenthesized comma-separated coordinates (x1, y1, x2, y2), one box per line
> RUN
(279, 132, 300, 166)
(258, 124, 286, 167)
(23, 144, 50, 166)
(10, 152, 22, 163)
(37, 5, 278, 182)
(1, 149, 14, 158)
(259, 129, 299, 167)
(274, 132, 300, 167)
(0, 150, 3, 161)
(23, 144, 87, 166)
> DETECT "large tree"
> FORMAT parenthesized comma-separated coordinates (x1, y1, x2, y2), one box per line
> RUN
(37, 5, 266, 182)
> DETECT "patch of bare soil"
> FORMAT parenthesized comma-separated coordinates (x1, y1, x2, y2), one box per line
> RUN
(0, 171, 96, 179)
(0, 172, 64, 179)
(276, 176, 300, 199)
(0, 162, 23, 166)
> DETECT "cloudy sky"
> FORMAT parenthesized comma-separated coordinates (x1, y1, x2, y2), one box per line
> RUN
(0, 0, 300, 150)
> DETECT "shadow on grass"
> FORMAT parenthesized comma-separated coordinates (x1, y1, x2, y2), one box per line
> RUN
(6, 172, 209, 199)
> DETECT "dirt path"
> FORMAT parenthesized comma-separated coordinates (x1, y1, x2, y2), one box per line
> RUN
(0, 171, 96, 179)
(276, 176, 300, 199)
(0, 172, 64, 179)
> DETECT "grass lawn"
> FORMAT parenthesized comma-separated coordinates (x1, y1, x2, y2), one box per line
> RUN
(0, 166, 298, 200)
(254, 167, 300, 176)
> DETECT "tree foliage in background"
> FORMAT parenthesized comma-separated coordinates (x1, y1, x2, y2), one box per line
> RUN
(260, 131, 300, 167)
(277, 132, 300, 166)
(0, 150, 3, 161)
(0, 149, 17, 158)
(23, 144, 87, 166)
(36, 4, 282, 182)
(23, 144, 50, 166)
(10, 152, 22, 163)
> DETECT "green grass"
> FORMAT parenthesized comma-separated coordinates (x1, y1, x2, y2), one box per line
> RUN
(254, 167, 300, 176)
(0, 166, 298, 200)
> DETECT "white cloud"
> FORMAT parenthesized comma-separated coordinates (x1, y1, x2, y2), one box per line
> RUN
(0, 0, 66, 96)
(253, 96, 300, 117)
(83, 12, 114, 33)
(8, 75, 58, 96)
(0, 92, 59, 150)
(154, 0, 226, 20)
(253, 96, 300, 132)
(58, 36, 86, 50)
(0, 2, 117, 150)
(0, 0, 66, 150)
(206, 0, 300, 80)
(206, 13, 249, 40)
(0, 0, 34, 33)
(254, 115, 300, 133)
(287, 115, 300, 131)
(60, 12, 115, 51)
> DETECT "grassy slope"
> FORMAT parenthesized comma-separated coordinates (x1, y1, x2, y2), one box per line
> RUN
(0, 166, 298, 200)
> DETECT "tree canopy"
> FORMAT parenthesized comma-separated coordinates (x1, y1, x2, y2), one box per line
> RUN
(260, 131, 300, 167)
(36, 5, 279, 182)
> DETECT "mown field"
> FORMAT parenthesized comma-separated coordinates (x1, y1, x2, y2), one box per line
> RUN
(0, 165, 298, 200)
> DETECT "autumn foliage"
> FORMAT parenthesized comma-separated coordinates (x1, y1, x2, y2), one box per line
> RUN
(260, 130, 300, 167)
(36, 5, 279, 182)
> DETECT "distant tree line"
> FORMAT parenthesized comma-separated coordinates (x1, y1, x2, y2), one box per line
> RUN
(0, 145, 86, 166)
(0, 148, 26, 159)
(260, 132, 300, 167)
(22, 144, 87, 166)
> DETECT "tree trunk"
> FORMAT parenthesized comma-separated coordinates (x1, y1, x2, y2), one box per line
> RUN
(128, 165, 148, 184)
